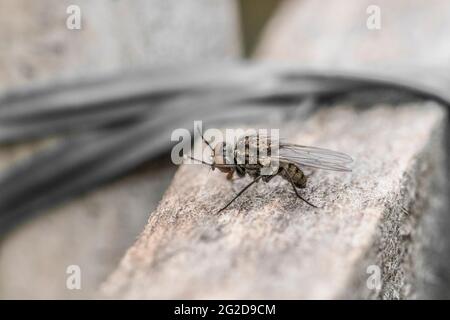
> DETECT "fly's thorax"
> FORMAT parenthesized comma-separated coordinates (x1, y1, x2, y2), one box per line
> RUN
(213, 142, 234, 173)
(234, 134, 273, 164)
(223, 134, 278, 176)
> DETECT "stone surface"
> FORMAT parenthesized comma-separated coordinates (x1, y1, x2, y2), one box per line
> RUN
(102, 102, 446, 299)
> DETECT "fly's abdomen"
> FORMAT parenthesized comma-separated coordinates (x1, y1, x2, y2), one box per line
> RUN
(281, 163, 307, 188)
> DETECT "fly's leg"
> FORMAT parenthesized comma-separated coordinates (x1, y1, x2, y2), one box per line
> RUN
(281, 169, 318, 208)
(217, 175, 262, 213)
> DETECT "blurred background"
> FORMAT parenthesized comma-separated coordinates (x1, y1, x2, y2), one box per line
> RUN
(0, 0, 283, 299)
(0, 0, 449, 299)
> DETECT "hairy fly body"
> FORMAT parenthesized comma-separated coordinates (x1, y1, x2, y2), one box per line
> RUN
(188, 133, 352, 213)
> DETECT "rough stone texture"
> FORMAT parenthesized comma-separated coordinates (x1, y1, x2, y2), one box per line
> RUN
(0, 0, 240, 299)
(102, 102, 446, 299)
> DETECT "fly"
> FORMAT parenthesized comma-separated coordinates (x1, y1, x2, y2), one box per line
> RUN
(187, 133, 353, 213)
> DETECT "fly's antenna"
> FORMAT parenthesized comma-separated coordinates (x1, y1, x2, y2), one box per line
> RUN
(195, 126, 214, 151)
(183, 154, 237, 168)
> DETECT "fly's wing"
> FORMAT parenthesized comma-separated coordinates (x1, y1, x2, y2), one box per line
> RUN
(278, 143, 353, 172)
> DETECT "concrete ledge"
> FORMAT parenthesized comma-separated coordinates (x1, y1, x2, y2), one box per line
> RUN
(101, 102, 446, 299)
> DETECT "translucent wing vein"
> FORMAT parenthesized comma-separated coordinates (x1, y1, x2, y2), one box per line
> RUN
(278, 143, 353, 172)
